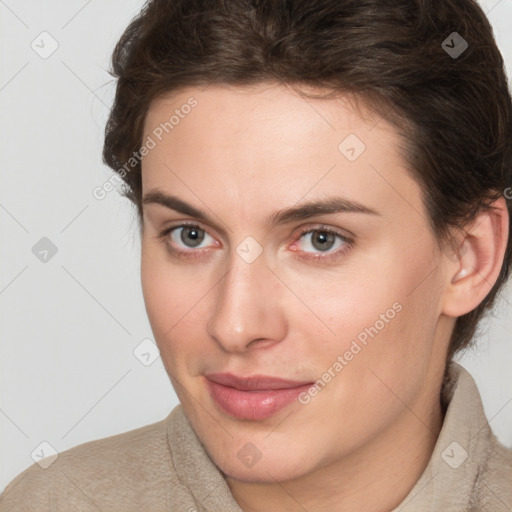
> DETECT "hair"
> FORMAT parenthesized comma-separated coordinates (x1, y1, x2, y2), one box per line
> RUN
(103, 0, 512, 360)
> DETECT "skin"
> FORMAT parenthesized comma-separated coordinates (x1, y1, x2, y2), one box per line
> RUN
(139, 83, 508, 512)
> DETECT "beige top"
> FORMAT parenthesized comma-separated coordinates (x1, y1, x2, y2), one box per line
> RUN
(1, 362, 511, 511)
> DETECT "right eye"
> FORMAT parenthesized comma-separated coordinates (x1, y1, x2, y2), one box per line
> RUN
(158, 223, 221, 259)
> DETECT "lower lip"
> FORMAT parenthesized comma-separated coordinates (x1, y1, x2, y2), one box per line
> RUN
(206, 379, 313, 420)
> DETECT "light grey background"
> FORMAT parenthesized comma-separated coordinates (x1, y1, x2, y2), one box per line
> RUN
(1, 0, 511, 493)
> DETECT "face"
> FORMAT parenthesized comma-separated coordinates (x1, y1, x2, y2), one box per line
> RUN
(140, 83, 452, 483)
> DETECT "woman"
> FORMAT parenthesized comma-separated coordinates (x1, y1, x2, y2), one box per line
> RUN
(1, 0, 511, 510)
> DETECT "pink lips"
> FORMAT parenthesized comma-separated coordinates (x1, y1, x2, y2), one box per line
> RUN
(205, 373, 314, 420)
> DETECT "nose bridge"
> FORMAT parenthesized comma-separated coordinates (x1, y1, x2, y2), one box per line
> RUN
(206, 248, 286, 351)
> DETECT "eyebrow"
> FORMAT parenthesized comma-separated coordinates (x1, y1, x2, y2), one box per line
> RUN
(142, 190, 379, 228)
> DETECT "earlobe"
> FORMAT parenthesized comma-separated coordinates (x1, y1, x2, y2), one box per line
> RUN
(442, 196, 509, 317)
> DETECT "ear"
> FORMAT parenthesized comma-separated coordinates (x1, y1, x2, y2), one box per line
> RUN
(441, 196, 509, 317)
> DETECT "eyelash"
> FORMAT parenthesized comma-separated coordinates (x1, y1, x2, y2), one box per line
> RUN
(156, 222, 353, 263)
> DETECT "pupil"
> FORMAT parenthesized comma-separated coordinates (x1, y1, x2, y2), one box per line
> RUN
(181, 227, 204, 247)
(312, 231, 335, 251)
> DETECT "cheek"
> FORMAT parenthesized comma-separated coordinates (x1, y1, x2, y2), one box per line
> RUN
(291, 242, 443, 396)
(279, 262, 405, 360)
(140, 244, 211, 365)
(288, 283, 441, 459)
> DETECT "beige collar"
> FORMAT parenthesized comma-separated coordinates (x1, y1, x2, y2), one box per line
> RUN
(390, 362, 491, 511)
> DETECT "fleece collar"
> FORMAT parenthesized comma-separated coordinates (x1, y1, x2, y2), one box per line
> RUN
(389, 362, 492, 511)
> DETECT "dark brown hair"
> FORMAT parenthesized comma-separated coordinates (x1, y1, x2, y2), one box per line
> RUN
(103, 0, 512, 359)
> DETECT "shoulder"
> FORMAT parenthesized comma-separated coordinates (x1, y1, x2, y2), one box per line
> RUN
(470, 433, 512, 511)
(445, 364, 512, 510)
(0, 413, 177, 512)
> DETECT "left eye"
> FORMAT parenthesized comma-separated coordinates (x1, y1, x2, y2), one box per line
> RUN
(297, 230, 347, 253)
(170, 225, 215, 249)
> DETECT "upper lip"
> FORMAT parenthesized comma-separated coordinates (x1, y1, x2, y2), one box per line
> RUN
(205, 373, 314, 391)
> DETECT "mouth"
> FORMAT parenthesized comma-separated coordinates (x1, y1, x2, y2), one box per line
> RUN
(205, 373, 315, 420)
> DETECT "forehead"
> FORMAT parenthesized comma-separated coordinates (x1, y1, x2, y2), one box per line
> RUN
(144, 83, 381, 150)
(141, 83, 426, 228)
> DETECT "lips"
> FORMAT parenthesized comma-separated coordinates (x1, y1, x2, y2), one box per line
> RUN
(205, 373, 314, 420)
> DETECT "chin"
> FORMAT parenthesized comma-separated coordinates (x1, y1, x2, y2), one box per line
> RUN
(211, 447, 315, 484)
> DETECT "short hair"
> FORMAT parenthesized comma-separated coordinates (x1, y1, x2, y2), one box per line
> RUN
(103, 0, 512, 359)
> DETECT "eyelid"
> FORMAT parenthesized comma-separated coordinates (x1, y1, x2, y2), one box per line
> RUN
(144, 203, 230, 240)
(159, 220, 219, 240)
(290, 223, 354, 245)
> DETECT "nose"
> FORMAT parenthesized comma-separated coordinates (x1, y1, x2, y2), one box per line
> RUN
(206, 251, 288, 353)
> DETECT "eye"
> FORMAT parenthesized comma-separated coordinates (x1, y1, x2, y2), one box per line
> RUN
(291, 227, 352, 260)
(158, 224, 220, 258)
(300, 230, 340, 252)
(168, 225, 216, 250)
